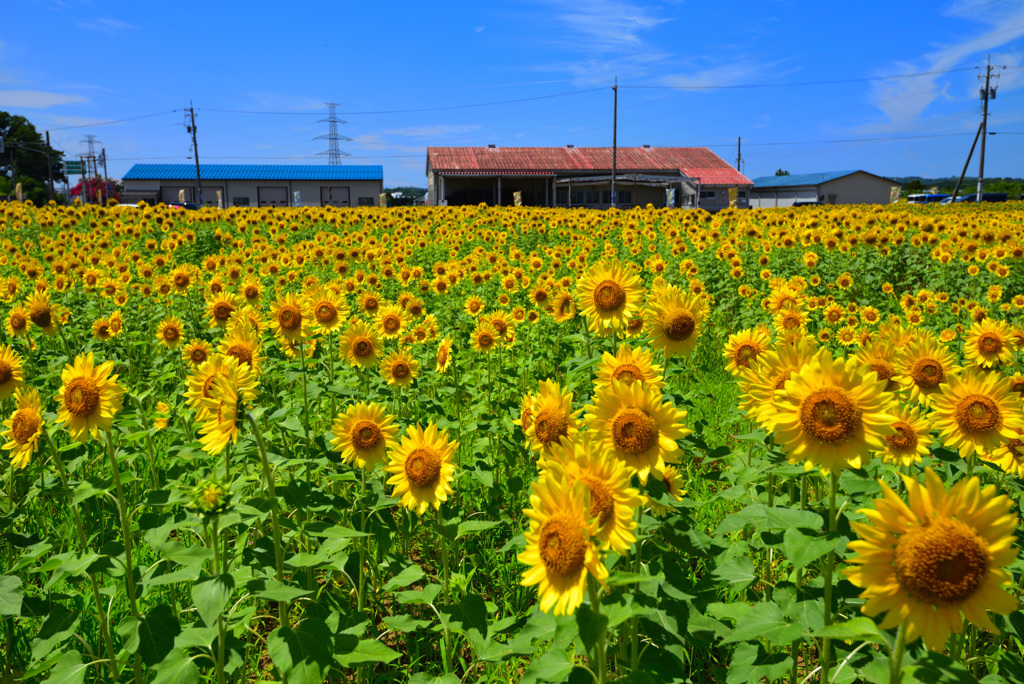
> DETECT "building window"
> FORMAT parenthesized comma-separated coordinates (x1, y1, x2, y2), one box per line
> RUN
(233, 197, 250, 207)
(700, 190, 716, 199)
(357, 197, 375, 206)
(738, 191, 747, 199)
(556, 189, 568, 205)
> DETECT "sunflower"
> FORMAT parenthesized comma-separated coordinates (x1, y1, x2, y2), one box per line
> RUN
(853, 340, 902, 393)
(644, 286, 707, 359)
(2, 387, 44, 470)
(519, 477, 607, 615)
(54, 352, 124, 442)
(963, 318, 1014, 369)
(305, 287, 349, 334)
(769, 348, 897, 474)
(514, 391, 537, 446)
(231, 304, 267, 335)
(551, 291, 577, 323)
(218, 319, 263, 373)
(5, 305, 30, 338)
(241, 279, 262, 305)
(525, 380, 583, 457)
(376, 304, 405, 340)
(330, 401, 399, 470)
(843, 468, 1018, 651)
(471, 322, 499, 354)
(197, 374, 242, 456)
(544, 433, 644, 553)
(185, 353, 259, 420)
(772, 309, 808, 336)
(108, 310, 124, 337)
(360, 291, 381, 316)
(182, 339, 212, 367)
(896, 336, 961, 408)
(649, 464, 687, 517)
(380, 350, 419, 388)
(464, 296, 485, 317)
(206, 292, 241, 329)
(488, 311, 513, 342)
(594, 343, 665, 391)
(383, 422, 458, 515)
(586, 379, 690, 484)
(929, 369, 1024, 459)
(436, 335, 453, 373)
(980, 428, 1024, 477)
(875, 404, 932, 468)
(0, 345, 26, 400)
(575, 260, 644, 333)
(156, 316, 185, 349)
(340, 320, 382, 369)
(26, 291, 56, 335)
(171, 266, 193, 293)
(723, 327, 773, 376)
(270, 293, 307, 343)
(91, 317, 112, 342)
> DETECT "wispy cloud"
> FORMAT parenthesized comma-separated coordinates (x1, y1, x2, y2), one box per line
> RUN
(76, 18, 136, 35)
(865, 0, 1024, 130)
(0, 89, 87, 108)
(384, 124, 481, 137)
(660, 58, 793, 90)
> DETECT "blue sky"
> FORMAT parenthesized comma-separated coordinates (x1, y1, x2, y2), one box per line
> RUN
(4, 0, 1024, 187)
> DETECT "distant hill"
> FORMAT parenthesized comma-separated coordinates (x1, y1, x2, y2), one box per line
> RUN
(384, 186, 427, 206)
(893, 176, 1023, 199)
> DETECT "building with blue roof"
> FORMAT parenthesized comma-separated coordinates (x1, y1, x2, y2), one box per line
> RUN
(748, 170, 900, 208)
(121, 164, 384, 208)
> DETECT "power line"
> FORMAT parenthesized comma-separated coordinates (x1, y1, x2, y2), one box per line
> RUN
(46, 110, 177, 131)
(622, 66, 978, 91)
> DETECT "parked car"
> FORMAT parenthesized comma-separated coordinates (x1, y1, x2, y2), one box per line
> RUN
(166, 201, 200, 210)
(792, 201, 822, 207)
(953, 193, 1009, 203)
(907, 194, 950, 204)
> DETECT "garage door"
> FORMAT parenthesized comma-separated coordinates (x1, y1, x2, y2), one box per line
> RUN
(795, 189, 818, 202)
(258, 186, 288, 207)
(161, 187, 191, 203)
(321, 186, 350, 207)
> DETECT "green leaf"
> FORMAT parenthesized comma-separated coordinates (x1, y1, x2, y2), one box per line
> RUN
(0, 575, 23, 616)
(383, 614, 434, 632)
(334, 638, 400, 667)
(520, 648, 574, 684)
(138, 604, 182, 667)
(456, 519, 499, 538)
(31, 605, 80, 664)
(720, 603, 803, 647)
(191, 574, 234, 628)
(782, 528, 840, 570)
(393, 583, 442, 605)
(268, 619, 334, 684)
(810, 617, 885, 644)
(715, 504, 822, 535)
(41, 650, 88, 684)
(712, 556, 756, 590)
(441, 593, 489, 644)
(575, 603, 609, 654)
(726, 642, 790, 684)
(408, 674, 460, 684)
(383, 563, 425, 591)
(150, 648, 200, 684)
(249, 578, 313, 603)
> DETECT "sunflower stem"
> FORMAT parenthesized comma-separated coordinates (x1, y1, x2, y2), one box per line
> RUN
(357, 467, 368, 613)
(820, 471, 839, 684)
(46, 432, 118, 681)
(245, 411, 288, 628)
(889, 621, 907, 684)
(586, 577, 607, 684)
(106, 432, 145, 684)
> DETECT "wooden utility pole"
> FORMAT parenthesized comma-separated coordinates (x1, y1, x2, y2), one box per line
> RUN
(611, 77, 618, 208)
(45, 131, 55, 202)
(975, 56, 1004, 202)
(736, 136, 742, 172)
(186, 102, 204, 206)
(101, 148, 109, 204)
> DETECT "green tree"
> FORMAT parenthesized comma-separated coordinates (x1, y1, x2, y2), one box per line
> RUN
(0, 111, 66, 204)
(903, 179, 924, 194)
(775, 169, 790, 176)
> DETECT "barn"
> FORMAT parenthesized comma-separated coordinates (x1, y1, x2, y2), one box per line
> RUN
(748, 170, 901, 207)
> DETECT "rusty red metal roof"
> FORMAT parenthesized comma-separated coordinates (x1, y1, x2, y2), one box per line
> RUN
(427, 147, 752, 185)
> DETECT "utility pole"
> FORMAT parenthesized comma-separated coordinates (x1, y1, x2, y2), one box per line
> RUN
(81, 135, 100, 204)
(316, 103, 351, 165)
(45, 131, 55, 202)
(185, 102, 203, 206)
(101, 148, 109, 205)
(736, 136, 742, 173)
(976, 56, 1004, 202)
(611, 77, 618, 208)
(79, 154, 87, 205)
(952, 121, 984, 201)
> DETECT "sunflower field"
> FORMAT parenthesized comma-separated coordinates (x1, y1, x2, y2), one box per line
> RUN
(2, 200, 1024, 684)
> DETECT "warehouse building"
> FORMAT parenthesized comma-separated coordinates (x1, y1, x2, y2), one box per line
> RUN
(748, 170, 900, 208)
(121, 164, 384, 208)
(426, 146, 752, 210)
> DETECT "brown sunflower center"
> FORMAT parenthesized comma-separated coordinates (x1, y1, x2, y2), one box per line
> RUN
(352, 337, 373, 358)
(213, 303, 234, 321)
(162, 325, 180, 342)
(29, 304, 51, 328)
(580, 474, 615, 526)
(351, 420, 382, 451)
(533, 406, 568, 446)
(734, 343, 760, 367)
(612, 363, 643, 384)
(391, 362, 410, 380)
(11, 410, 40, 444)
(538, 513, 587, 577)
(174, 273, 189, 288)
(612, 408, 659, 455)
(593, 279, 626, 313)
(0, 360, 12, 385)
(404, 447, 442, 488)
(244, 286, 259, 299)
(10, 313, 27, 331)
(978, 333, 1003, 355)
(954, 394, 1001, 433)
(885, 421, 917, 451)
(781, 314, 801, 330)
(226, 344, 254, 366)
(277, 306, 302, 331)
(190, 347, 208, 364)
(869, 361, 895, 382)
(664, 308, 696, 342)
(382, 315, 401, 333)
(477, 332, 494, 348)
(773, 371, 792, 391)
(894, 518, 988, 605)
(911, 358, 945, 389)
(437, 346, 449, 366)
(798, 387, 861, 444)
(64, 377, 100, 417)
(315, 302, 337, 324)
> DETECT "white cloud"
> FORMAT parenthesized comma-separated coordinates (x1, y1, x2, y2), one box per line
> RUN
(475, 26, 486, 33)
(660, 59, 792, 90)
(76, 18, 136, 34)
(0, 90, 87, 108)
(549, 0, 671, 51)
